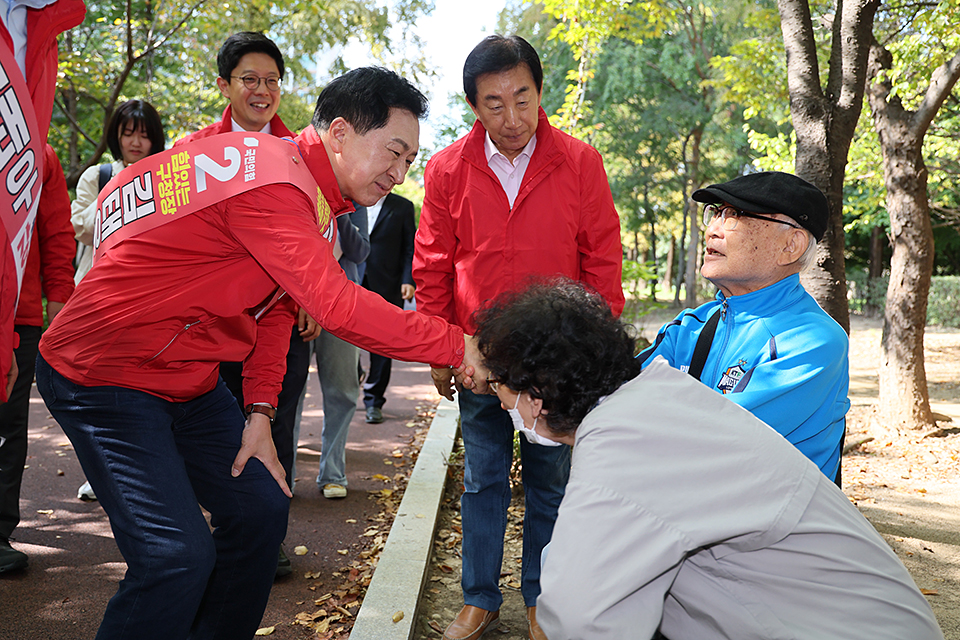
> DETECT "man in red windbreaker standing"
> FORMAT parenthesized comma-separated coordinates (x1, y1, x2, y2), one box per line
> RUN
(414, 35, 624, 640)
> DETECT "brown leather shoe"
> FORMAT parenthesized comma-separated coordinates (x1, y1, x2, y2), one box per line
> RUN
(442, 605, 500, 640)
(527, 606, 547, 640)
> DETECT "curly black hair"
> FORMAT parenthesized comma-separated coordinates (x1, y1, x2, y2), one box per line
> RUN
(473, 277, 642, 434)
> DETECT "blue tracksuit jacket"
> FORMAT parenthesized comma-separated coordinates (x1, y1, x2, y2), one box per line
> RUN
(637, 274, 850, 479)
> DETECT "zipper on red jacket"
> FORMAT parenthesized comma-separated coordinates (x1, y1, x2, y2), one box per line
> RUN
(140, 320, 202, 365)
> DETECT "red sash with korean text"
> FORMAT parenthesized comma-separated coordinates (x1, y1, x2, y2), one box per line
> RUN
(0, 39, 43, 297)
(93, 132, 335, 262)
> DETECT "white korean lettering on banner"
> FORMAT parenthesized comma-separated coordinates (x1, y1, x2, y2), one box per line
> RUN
(121, 172, 156, 224)
(0, 51, 43, 296)
(0, 67, 37, 218)
(243, 147, 256, 182)
(96, 188, 123, 248)
(94, 172, 157, 249)
(7, 148, 37, 212)
(195, 147, 241, 193)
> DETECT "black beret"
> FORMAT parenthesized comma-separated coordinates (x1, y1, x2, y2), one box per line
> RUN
(692, 171, 828, 241)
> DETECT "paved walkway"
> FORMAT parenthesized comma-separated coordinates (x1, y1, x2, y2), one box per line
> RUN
(0, 354, 438, 639)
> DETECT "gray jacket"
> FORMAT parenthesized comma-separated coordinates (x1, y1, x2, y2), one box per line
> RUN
(538, 358, 941, 640)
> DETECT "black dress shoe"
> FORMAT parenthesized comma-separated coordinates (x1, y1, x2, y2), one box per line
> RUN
(365, 406, 383, 423)
(0, 538, 28, 574)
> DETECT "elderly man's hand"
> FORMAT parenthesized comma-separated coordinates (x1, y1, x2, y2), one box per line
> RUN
(453, 334, 490, 395)
(431, 367, 457, 401)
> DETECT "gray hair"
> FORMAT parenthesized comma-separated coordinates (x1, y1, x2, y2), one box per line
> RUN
(796, 230, 818, 272)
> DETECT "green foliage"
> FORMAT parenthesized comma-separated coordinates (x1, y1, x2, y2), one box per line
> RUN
(927, 277, 960, 327)
(620, 259, 667, 325)
(872, 0, 960, 111)
(540, 0, 673, 134)
(53, 0, 433, 186)
(846, 268, 888, 317)
(848, 274, 960, 327)
(427, 93, 476, 157)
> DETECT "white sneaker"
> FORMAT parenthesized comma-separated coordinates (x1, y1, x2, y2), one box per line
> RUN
(323, 483, 347, 499)
(77, 481, 97, 501)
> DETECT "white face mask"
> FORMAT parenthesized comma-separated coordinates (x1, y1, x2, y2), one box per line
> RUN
(507, 392, 562, 447)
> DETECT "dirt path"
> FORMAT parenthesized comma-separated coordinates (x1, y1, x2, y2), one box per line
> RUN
(844, 316, 960, 638)
(417, 314, 960, 639)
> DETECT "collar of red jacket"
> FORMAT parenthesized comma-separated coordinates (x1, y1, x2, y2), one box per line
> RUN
(295, 125, 354, 218)
(215, 105, 298, 140)
(462, 106, 557, 167)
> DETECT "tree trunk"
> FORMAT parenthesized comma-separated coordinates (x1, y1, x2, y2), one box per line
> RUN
(648, 216, 657, 300)
(683, 127, 703, 308)
(868, 225, 885, 280)
(866, 40, 960, 429)
(663, 235, 676, 294)
(778, 0, 880, 334)
(863, 225, 885, 316)
(877, 145, 935, 429)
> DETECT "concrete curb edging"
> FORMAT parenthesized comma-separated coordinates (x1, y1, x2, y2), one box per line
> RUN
(349, 397, 459, 640)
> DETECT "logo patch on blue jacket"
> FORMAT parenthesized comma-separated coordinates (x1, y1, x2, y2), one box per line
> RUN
(717, 361, 747, 394)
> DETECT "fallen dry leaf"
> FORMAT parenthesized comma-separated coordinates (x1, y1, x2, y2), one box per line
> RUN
(254, 626, 274, 636)
(392, 610, 404, 623)
(921, 589, 939, 596)
(294, 545, 308, 556)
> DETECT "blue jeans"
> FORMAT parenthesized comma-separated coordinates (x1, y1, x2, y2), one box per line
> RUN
(36, 355, 289, 640)
(458, 389, 570, 609)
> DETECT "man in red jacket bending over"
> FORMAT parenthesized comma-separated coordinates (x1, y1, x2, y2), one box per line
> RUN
(36, 67, 484, 640)
(414, 35, 624, 640)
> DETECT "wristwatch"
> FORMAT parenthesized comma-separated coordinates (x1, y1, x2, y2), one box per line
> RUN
(244, 403, 276, 424)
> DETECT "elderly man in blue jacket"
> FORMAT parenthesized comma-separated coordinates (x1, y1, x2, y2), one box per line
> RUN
(638, 171, 849, 485)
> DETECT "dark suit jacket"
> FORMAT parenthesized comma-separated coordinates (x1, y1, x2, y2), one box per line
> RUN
(361, 193, 415, 308)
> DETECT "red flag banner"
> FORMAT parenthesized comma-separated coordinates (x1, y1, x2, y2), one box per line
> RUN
(94, 132, 333, 262)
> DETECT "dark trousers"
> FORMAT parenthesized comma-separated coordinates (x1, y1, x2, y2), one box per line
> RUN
(219, 324, 309, 491)
(0, 325, 40, 540)
(36, 355, 288, 640)
(362, 352, 393, 409)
